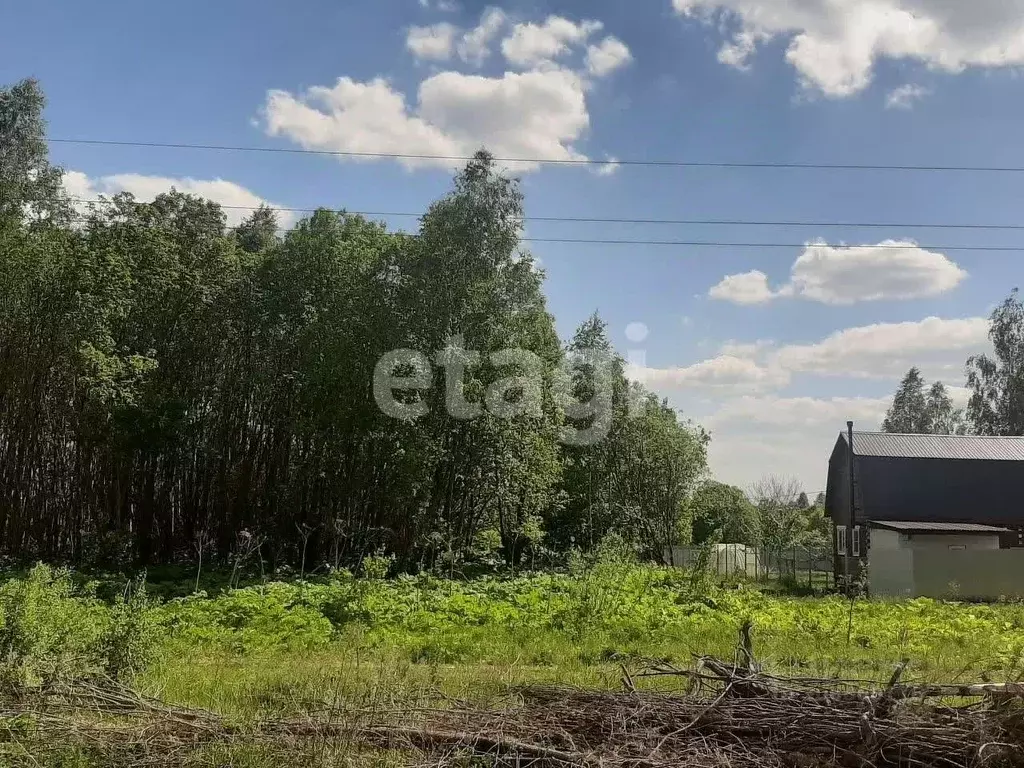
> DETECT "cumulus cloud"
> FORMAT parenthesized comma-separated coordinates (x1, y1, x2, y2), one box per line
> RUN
(501, 16, 603, 69)
(717, 339, 775, 358)
(709, 241, 967, 305)
(628, 354, 790, 393)
(264, 9, 630, 174)
(407, 23, 459, 61)
(458, 8, 508, 65)
(705, 394, 892, 489)
(707, 270, 775, 305)
(585, 36, 633, 76)
(886, 83, 931, 109)
(709, 394, 891, 432)
(773, 316, 989, 380)
(62, 170, 295, 228)
(262, 69, 590, 173)
(635, 316, 987, 403)
(672, 0, 1024, 97)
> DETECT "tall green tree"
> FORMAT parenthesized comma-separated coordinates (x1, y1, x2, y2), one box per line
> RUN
(967, 290, 1024, 436)
(882, 367, 928, 433)
(690, 481, 757, 545)
(882, 368, 965, 435)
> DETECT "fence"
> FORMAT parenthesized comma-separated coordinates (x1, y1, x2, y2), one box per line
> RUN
(663, 543, 834, 591)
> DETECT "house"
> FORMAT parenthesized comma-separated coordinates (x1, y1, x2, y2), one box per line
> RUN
(824, 426, 1024, 599)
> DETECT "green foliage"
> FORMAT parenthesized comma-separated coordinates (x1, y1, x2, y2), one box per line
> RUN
(883, 367, 965, 435)
(967, 289, 1024, 435)
(691, 481, 757, 545)
(99, 576, 158, 681)
(0, 80, 707, 573)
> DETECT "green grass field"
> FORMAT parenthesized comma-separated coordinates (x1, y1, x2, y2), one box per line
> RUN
(2, 560, 1023, 765)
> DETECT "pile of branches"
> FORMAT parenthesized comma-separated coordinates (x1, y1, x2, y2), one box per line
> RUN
(372, 627, 1024, 768)
(2, 628, 1023, 768)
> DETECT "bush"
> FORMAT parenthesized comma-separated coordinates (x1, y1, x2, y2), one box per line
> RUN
(0, 565, 106, 687)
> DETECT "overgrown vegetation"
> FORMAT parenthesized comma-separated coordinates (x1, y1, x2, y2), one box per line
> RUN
(0, 78, 707, 572)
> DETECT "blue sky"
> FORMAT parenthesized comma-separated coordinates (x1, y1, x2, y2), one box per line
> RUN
(4, 0, 1023, 492)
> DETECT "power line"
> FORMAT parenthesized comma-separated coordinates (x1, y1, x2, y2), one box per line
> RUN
(64, 197, 1024, 233)
(62, 211, 1024, 251)
(48, 137, 1024, 173)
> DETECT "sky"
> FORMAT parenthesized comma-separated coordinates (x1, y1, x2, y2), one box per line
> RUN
(3, 0, 1024, 494)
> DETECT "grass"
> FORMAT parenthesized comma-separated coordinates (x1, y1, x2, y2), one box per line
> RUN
(2, 559, 1024, 765)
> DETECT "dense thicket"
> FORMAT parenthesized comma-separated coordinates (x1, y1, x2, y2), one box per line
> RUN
(0, 79, 707, 569)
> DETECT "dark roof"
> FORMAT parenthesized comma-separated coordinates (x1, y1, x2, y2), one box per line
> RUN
(841, 431, 1024, 461)
(869, 520, 1012, 534)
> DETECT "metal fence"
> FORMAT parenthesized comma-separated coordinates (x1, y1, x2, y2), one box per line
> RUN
(664, 543, 834, 591)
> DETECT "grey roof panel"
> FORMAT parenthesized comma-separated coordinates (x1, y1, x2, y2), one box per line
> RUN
(869, 520, 1012, 534)
(841, 431, 1024, 461)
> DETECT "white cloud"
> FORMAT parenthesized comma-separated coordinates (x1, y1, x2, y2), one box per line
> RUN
(717, 339, 775, 358)
(772, 316, 989, 380)
(458, 8, 508, 66)
(672, 0, 1024, 97)
(708, 270, 775, 305)
(628, 354, 790, 393)
(585, 36, 633, 76)
(709, 241, 967, 305)
(418, 0, 457, 11)
(501, 16, 603, 69)
(709, 394, 890, 432)
(886, 83, 931, 109)
(407, 23, 459, 61)
(63, 170, 295, 228)
(705, 394, 891, 490)
(262, 69, 589, 173)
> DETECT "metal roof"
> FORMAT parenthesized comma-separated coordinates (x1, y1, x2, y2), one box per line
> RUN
(869, 520, 1012, 534)
(841, 431, 1024, 461)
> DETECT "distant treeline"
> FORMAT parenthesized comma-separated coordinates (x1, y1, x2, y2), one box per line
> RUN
(0, 78, 709, 570)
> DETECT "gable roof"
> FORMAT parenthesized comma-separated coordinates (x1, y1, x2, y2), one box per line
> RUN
(840, 431, 1024, 462)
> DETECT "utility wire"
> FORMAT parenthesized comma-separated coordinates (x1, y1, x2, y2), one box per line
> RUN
(64, 197, 1024, 233)
(61, 210, 1024, 252)
(48, 137, 1024, 173)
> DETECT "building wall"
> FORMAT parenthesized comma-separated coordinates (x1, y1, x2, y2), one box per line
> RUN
(857, 455, 1024, 526)
(870, 528, 1001, 552)
(868, 548, 1024, 600)
(906, 533, 1000, 552)
(912, 549, 1024, 599)
(869, 547, 914, 598)
(870, 528, 901, 550)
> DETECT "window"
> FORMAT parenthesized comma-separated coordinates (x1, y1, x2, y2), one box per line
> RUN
(852, 526, 861, 557)
(836, 525, 847, 555)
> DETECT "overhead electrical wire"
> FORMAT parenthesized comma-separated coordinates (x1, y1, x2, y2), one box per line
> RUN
(59, 209, 1024, 252)
(47, 137, 1024, 174)
(63, 197, 1024, 234)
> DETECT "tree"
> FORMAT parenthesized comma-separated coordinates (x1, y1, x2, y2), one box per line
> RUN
(966, 290, 1024, 436)
(794, 492, 809, 510)
(690, 481, 757, 545)
(814, 491, 826, 507)
(924, 381, 965, 435)
(0, 79, 68, 224)
(883, 368, 965, 435)
(882, 367, 928, 433)
(0, 79, 717, 573)
(750, 475, 805, 557)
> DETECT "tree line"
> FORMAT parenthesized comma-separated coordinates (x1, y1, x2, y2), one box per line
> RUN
(882, 292, 1024, 436)
(0, 78, 710, 570)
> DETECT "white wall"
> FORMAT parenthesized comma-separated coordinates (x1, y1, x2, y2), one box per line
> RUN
(908, 534, 1000, 552)
(870, 528, 902, 550)
(869, 547, 1024, 600)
